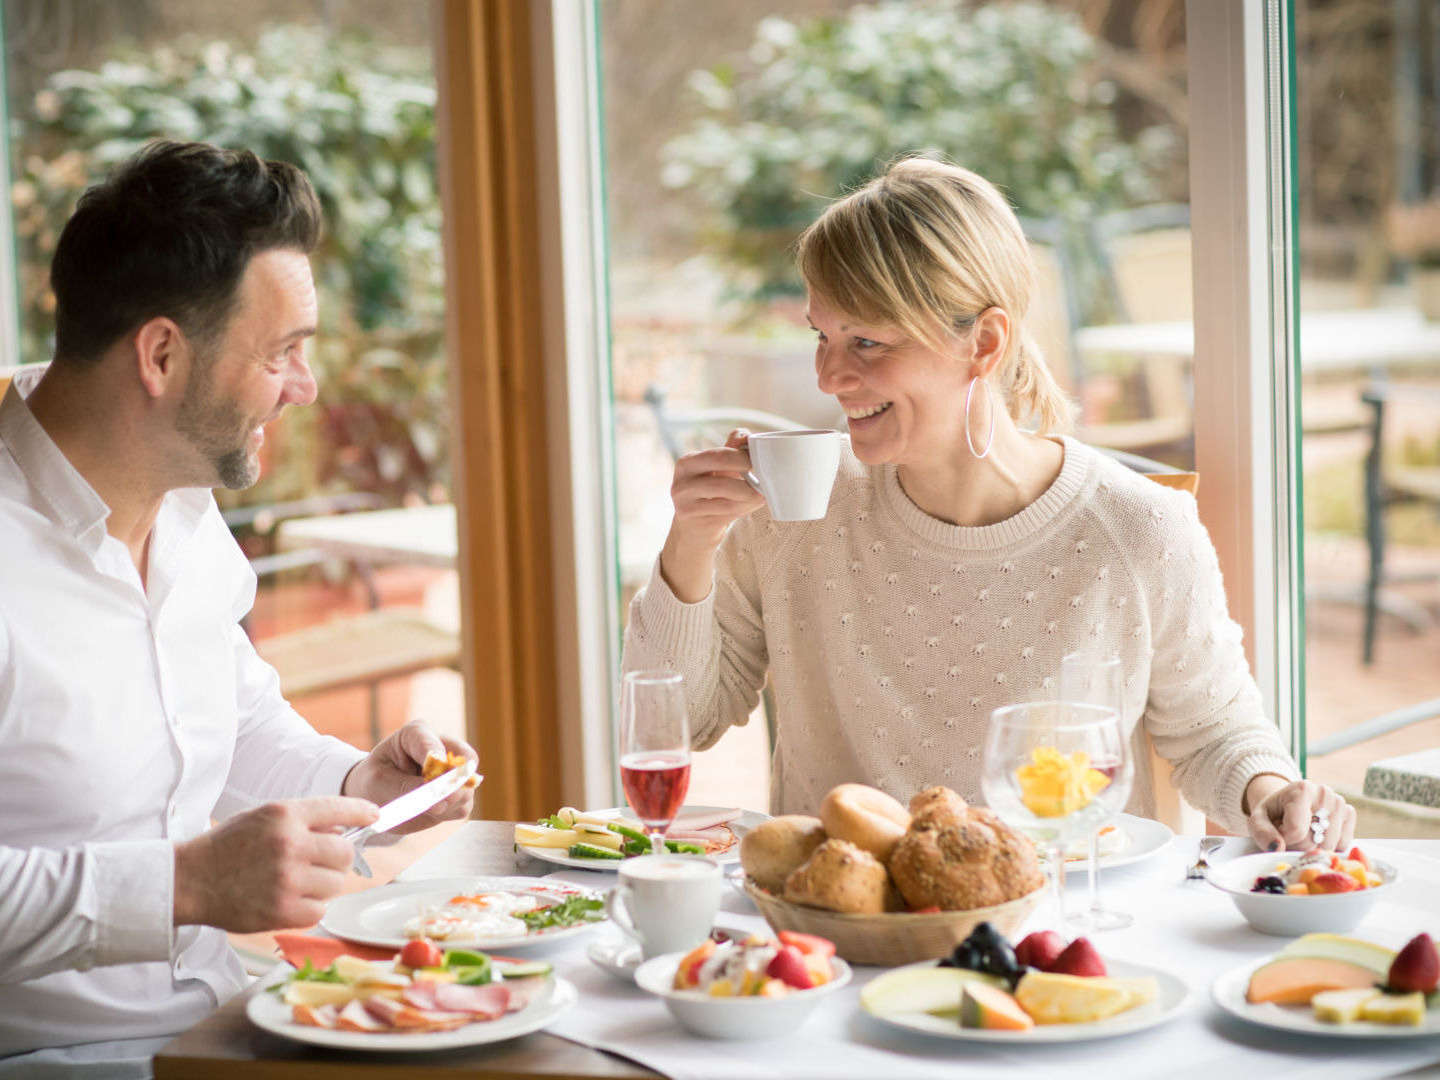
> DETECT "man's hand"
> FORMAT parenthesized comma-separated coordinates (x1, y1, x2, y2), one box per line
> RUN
(1246, 776, 1356, 853)
(341, 720, 479, 833)
(173, 796, 378, 931)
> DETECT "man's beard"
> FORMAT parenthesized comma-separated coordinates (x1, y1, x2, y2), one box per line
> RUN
(175, 358, 261, 490)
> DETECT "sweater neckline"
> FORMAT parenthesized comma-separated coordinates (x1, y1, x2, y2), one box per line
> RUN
(876, 435, 1093, 553)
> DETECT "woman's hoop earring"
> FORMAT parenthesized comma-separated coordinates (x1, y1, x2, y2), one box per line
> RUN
(965, 376, 996, 459)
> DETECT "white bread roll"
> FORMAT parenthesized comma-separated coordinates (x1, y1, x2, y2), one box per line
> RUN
(819, 783, 911, 862)
(739, 815, 827, 893)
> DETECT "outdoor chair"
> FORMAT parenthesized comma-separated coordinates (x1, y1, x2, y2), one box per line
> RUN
(230, 497, 462, 748)
(1358, 381, 1440, 664)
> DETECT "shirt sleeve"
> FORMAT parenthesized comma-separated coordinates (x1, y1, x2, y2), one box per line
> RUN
(1137, 491, 1300, 832)
(621, 521, 770, 751)
(211, 623, 366, 821)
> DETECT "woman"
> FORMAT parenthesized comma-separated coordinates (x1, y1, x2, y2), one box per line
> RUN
(624, 156, 1352, 852)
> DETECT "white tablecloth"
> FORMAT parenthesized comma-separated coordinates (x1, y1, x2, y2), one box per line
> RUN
(402, 834, 1440, 1079)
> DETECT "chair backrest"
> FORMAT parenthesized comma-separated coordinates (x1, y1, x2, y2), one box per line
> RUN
(644, 384, 810, 461)
(1091, 203, 1193, 324)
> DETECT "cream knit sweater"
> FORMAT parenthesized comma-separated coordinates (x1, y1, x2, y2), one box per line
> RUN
(624, 436, 1299, 833)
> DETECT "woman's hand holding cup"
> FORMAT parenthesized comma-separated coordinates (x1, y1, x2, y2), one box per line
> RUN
(661, 429, 766, 603)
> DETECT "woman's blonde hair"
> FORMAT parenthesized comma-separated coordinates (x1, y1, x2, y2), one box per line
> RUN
(796, 155, 1073, 434)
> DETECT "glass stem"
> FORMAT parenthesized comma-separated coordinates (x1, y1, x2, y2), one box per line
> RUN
(1087, 829, 1101, 914)
(650, 830, 664, 856)
(1050, 840, 1067, 927)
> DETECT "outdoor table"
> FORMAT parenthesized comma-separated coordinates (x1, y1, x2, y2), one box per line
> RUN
(154, 822, 1440, 1079)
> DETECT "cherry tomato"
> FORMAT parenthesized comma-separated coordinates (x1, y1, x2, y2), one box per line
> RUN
(399, 938, 444, 969)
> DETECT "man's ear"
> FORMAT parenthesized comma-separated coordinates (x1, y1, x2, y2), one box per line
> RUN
(968, 306, 1011, 380)
(132, 317, 190, 399)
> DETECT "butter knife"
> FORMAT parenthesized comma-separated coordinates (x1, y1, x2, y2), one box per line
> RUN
(344, 762, 480, 877)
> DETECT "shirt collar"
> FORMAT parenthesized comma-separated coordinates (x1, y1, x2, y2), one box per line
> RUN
(0, 372, 112, 551)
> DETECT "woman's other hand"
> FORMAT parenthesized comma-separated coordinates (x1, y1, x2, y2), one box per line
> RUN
(659, 429, 767, 603)
(1246, 776, 1357, 853)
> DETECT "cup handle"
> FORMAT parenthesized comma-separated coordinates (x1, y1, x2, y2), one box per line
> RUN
(605, 884, 642, 945)
(744, 471, 763, 494)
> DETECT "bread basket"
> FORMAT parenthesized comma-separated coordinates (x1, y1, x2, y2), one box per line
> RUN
(743, 877, 1044, 966)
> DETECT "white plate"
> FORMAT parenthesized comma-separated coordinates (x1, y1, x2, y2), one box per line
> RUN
(862, 958, 1191, 1042)
(319, 876, 604, 950)
(1054, 814, 1175, 875)
(1213, 956, 1440, 1039)
(519, 805, 769, 871)
(246, 967, 577, 1051)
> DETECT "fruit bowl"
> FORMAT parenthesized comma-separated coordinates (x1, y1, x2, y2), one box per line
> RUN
(742, 877, 1045, 966)
(633, 951, 852, 1039)
(1208, 851, 1397, 936)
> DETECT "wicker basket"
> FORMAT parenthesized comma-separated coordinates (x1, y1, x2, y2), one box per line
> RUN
(743, 878, 1044, 966)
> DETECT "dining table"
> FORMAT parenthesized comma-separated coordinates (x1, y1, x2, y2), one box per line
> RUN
(153, 823, 1440, 1080)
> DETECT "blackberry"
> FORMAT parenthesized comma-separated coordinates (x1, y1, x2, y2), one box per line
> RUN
(1249, 875, 1287, 894)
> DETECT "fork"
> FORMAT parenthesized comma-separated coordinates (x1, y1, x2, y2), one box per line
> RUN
(1186, 835, 1223, 881)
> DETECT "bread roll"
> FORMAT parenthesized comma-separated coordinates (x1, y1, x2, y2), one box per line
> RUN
(888, 806, 1044, 911)
(819, 783, 911, 862)
(783, 839, 889, 914)
(739, 815, 827, 893)
(908, 785, 968, 830)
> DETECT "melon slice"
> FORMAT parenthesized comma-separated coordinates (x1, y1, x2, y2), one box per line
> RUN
(1013, 972, 1145, 1025)
(1276, 934, 1395, 973)
(959, 982, 1034, 1031)
(1311, 987, 1380, 1023)
(860, 966, 1003, 1018)
(1246, 958, 1380, 1005)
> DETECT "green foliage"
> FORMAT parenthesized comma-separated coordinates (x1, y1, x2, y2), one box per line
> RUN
(9, 27, 448, 504)
(661, 1, 1174, 310)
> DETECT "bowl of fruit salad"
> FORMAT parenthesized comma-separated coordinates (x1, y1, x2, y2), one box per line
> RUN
(633, 931, 852, 1039)
(1208, 847, 1396, 936)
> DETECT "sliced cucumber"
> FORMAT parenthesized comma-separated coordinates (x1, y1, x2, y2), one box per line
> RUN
(664, 840, 703, 855)
(495, 959, 553, 979)
(607, 821, 649, 845)
(568, 842, 624, 860)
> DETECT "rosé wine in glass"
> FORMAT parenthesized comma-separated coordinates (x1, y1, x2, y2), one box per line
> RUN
(620, 751, 692, 829)
(619, 670, 691, 855)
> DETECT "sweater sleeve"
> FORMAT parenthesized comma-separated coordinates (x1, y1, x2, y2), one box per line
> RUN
(1135, 491, 1299, 833)
(621, 521, 770, 750)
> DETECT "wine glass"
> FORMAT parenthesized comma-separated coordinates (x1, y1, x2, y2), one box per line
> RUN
(618, 669, 692, 855)
(1060, 651, 1134, 931)
(981, 701, 1134, 930)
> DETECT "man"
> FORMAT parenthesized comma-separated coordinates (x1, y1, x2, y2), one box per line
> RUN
(0, 141, 477, 1070)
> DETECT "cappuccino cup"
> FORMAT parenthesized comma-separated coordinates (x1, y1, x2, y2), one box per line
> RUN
(745, 429, 843, 521)
(604, 855, 721, 960)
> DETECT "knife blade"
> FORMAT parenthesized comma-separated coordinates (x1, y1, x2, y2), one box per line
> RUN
(346, 761, 480, 842)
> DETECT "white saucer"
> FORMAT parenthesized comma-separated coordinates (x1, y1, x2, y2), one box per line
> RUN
(587, 936, 643, 981)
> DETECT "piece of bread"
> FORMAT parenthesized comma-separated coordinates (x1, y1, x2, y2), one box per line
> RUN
(420, 750, 479, 788)
(783, 839, 889, 914)
(908, 786, 969, 830)
(739, 815, 827, 893)
(819, 783, 911, 862)
(888, 806, 1044, 911)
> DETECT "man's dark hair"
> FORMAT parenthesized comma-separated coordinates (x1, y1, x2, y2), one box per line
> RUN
(49, 140, 322, 366)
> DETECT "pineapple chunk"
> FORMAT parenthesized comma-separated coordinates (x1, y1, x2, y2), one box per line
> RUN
(1359, 992, 1425, 1026)
(1013, 972, 1154, 1025)
(1311, 987, 1380, 1023)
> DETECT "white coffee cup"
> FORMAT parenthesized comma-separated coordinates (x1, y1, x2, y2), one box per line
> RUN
(745, 429, 843, 521)
(604, 855, 721, 960)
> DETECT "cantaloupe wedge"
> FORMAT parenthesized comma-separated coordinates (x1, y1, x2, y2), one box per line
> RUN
(1246, 958, 1380, 1004)
(959, 982, 1034, 1031)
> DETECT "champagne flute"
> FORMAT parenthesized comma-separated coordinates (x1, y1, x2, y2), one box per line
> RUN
(1060, 651, 1134, 931)
(618, 670, 692, 855)
(982, 701, 1133, 930)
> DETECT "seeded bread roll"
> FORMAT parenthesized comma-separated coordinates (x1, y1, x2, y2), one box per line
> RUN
(739, 815, 828, 893)
(908, 786, 968, 830)
(888, 806, 1045, 911)
(819, 783, 911, 862)
(783, 838, 889, 914)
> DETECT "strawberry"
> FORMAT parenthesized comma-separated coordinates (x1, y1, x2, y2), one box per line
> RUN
(1308, 870, 1359, 894)
(1014, 930, 1067, 972)
(777, 931, 836, 959)
(1347, 846, 1371, 872)
(1388, 933, 1440, 994)
(765, 944, 815, 989)
(1049, 936, 1107, 977)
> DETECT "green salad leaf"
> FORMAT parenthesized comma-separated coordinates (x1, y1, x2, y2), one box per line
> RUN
(516, 894, 605, 930)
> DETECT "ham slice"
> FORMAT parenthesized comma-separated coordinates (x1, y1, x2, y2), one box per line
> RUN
(392, 1005, 472, 1032)
(401, 981, 441, 1011)
(501, 978, 547, 1012)
(363, 996, 407, 1026)
(336, 999, 387, 1033)
(434, 982, 510, 1019)
(291, 1003, 339, 1028)
(669, 808, 742, 831)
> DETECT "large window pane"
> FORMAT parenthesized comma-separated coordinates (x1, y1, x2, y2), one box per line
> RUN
(596, 0, 1192, 809)
(1296, 0, 1440, 823)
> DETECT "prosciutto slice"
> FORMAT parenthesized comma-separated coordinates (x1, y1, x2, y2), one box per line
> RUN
(668, 808, 742, 832)
(291, 1003, 339, 1028)
(434, 982, 510, 1019)
(335, 999, 387, 1033)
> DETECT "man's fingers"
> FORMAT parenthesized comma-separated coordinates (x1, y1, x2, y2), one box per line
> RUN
(308, 830, 361, 872)
(398, 721, 447, 771)
(439, 736, 478, 767)
(292, 795, 380, 831)
(295, 863, 350, 900)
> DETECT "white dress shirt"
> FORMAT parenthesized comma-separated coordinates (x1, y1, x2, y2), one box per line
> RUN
(0, 369, 366, 1056)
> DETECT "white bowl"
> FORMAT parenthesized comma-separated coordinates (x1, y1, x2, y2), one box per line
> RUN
(1208, 850, 1397, 936)
(633, 952, 852, 1039)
